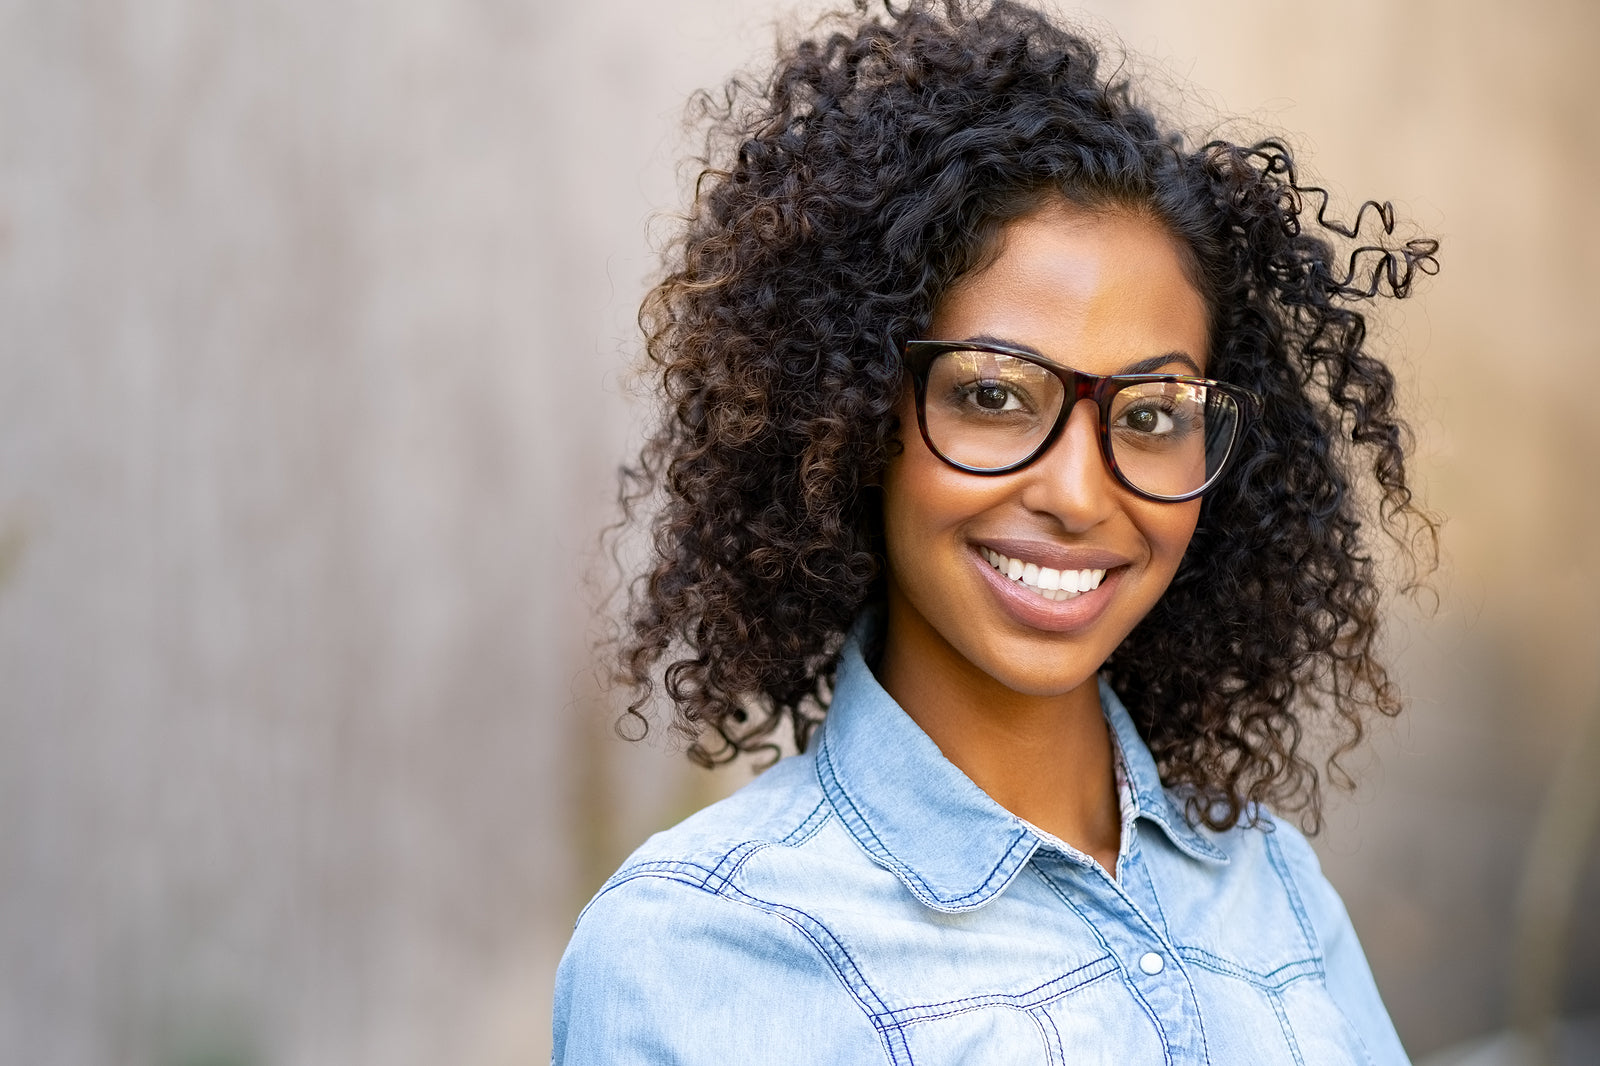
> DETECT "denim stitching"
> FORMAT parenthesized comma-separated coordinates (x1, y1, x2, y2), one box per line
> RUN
(1108, 851, 1213, 1064)
(1174, 946, 1320, 989)
(604, 863, 897, 1019)
(779, 797, 831, 847)
(703, 840, 768, 894)
(580, 858, 719, 920)
(818, 737, 1034, 910)
(1127, 842, 1175, 938)
(719, 883, 887, 1006)
(881, 958, 1120, 1025)
(595, 867, 907, 1064)
(1261, 825, 1383, 1061)
(1142, 805, 1228, 863)
(1033, 1001, 1066, 1066)
(1103, 693, 1227, 865)
(724, 879, 917, 1066)
(719, 881, 919, 1065)
(1262, 825, 1322, 967)
(1031, 860, 1177, 962)
(1030, 865, 1175, 1066)
(1267, 987, 1308, 1066)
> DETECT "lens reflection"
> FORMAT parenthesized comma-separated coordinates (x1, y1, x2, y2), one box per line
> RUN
(923, 349, 1065, 471)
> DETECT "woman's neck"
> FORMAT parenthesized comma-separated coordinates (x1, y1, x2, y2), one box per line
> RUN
(875, 613, 1123, 875)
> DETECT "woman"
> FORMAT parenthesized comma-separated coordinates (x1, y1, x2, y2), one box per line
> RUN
(555, 1, 1438, 1061)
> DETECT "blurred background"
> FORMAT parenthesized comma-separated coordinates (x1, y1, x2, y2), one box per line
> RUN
(2, 0, 1598, 1063)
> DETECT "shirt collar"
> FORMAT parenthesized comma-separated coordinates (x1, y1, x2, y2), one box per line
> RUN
(815, 622, 1227, 913)
(1099, 672, 1230, 867)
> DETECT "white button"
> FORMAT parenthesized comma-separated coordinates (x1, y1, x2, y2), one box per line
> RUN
(1138, 952, 1165, 975)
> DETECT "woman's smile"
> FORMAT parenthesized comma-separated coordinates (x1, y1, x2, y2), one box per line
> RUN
(971, 543, 1122, 630)
(977, 546, 1108, 603)
(877, 199, 1208, 704)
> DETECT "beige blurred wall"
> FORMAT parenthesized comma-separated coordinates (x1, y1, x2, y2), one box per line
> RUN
(2, 1, 1597, 1064)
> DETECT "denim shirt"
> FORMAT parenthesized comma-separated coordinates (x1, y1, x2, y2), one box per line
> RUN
(553, 633, 1410, 1064)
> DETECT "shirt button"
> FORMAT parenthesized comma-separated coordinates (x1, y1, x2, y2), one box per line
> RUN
(1138, 952, 1165, 975)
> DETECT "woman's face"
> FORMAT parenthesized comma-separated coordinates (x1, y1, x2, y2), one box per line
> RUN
(879, 200, 1208, 703)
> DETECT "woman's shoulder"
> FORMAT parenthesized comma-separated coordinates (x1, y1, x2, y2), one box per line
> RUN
(569, 747, 877, 945)
(599, 749, 828, 886)
(1161, 799, 1357, 959)
(553, 751, 893, 1063)
(1197, 804, 1330, 888)
(1172, 801, 1327, 886)
(1197, 806, 1410, 1062)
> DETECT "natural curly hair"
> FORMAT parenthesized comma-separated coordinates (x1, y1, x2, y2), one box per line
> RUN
(614, 0, 1438, 831)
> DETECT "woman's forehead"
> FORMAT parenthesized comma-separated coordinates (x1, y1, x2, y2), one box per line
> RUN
(929, 201, 1210, 375)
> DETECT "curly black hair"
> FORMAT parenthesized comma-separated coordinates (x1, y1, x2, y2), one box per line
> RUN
(613, 0, 1438, 831)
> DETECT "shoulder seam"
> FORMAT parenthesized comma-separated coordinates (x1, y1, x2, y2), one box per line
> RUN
(572, 795, 840, 928)
(575, 865, 907, 1064)
(1261, 819, 1325, 972)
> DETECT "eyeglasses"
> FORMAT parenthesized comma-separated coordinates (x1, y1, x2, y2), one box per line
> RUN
(903, 340, 1260, 503)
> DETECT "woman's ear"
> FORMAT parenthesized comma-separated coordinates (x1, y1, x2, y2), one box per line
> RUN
(864, 420, 907, 488)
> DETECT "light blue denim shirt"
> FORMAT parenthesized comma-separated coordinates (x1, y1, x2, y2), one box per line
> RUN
(553, 631, 1410, 1064)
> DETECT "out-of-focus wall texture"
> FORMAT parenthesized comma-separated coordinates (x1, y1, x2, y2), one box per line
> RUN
(2, 0, 1596, 1063)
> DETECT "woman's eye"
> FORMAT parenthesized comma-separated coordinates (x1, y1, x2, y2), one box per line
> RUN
(962, 382, 1024, 412)
(1119, 404, 1176, 434)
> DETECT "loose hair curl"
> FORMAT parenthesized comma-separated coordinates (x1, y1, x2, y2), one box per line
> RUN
(615, 0, 1439, 831)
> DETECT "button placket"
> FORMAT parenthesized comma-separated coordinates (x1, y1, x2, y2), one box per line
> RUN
(1035, 850, 1206, 1061)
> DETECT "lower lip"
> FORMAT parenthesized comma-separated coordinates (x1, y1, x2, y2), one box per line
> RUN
(970, 548, 1124, 634)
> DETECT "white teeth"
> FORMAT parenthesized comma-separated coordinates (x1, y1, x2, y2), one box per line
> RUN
(980, 549, 1107, 601)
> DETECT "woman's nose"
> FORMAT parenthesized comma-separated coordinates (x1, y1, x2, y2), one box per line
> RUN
(1015, 399, 1119, 530)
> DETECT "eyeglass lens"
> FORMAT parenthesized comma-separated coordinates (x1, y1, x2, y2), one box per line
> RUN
(921, 349, 1241, 498)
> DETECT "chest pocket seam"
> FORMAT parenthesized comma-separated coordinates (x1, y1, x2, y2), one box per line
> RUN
(1174, 945, 1322, 989)
(1265, 987, 1309, 1066)
(880, 957, 1121, 1028)
(1268, 982, 1379, 1066)
(882, 965, 1118, 1066)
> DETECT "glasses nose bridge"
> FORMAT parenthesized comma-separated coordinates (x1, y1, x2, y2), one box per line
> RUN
(1030, 366, 1110, 464)
(1013, 388, 1120, 527)
(1047, 366, 1112, 457)
(1053, 365, 1113, 416)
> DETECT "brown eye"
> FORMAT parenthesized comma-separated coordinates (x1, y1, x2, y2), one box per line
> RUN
(1115, 403, 1176, 435)
(974, 384, 1011, 410)
(1123, 407, 1160, 433)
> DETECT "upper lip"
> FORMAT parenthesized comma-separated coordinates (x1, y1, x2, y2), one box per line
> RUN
(974, 538, 1131, 573)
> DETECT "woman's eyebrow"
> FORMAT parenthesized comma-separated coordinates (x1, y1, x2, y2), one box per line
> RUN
(963, 334, 1204, 377)
(965, 333, 1044, 357)
(1123, 352, 1204, 376)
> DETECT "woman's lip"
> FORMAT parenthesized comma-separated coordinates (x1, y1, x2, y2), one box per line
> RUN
(970, 545, 1125, 633)
(975, 538, 1131, 573)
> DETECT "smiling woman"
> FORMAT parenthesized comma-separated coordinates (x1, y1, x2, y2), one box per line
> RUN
(876, 205, 1215, 868)
(554, 1, 1438, 1062)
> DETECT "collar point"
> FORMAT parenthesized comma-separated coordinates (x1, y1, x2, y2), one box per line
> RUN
(873, 829, 1041, 914)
